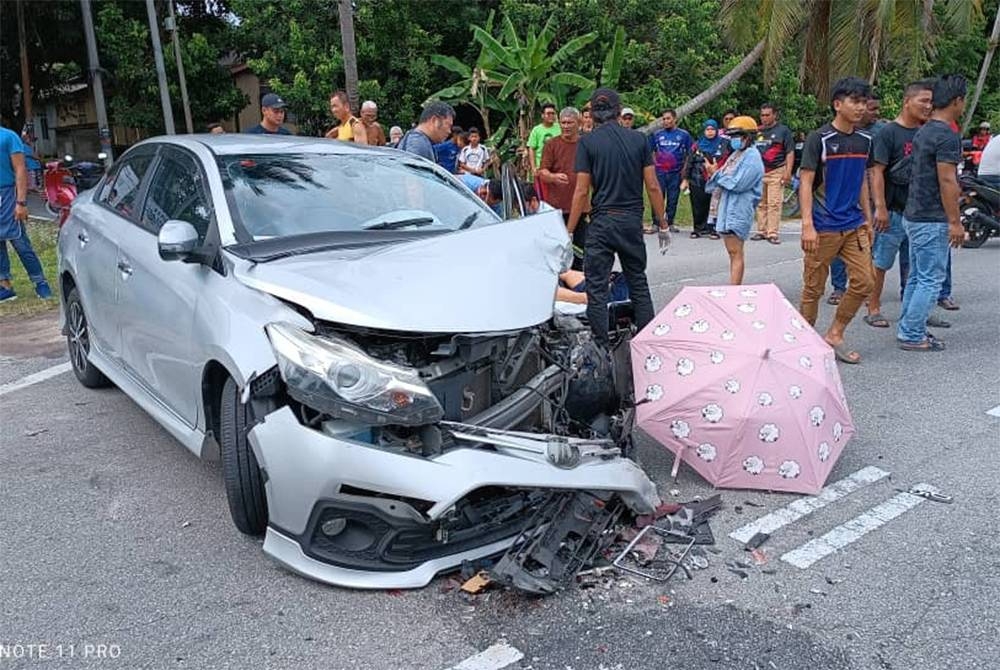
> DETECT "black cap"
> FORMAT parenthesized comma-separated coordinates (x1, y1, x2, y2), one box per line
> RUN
(261, 93, 287, 109)
(590, 87, 621, 113)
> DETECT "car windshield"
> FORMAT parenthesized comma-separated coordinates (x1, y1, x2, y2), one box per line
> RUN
(218, 152, 497, 241)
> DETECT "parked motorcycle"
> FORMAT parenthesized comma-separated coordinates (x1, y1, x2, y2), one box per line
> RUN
(959, 172, 1000, 249)
(43, 153, 107, 221)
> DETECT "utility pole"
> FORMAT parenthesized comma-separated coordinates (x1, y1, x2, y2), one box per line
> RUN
(338, 0, 359, 114)
(963, 3, 1000, 134)
(80, 0, 113, 164)
(146, 0, 175, 134)
(16, 0, 32, 131)
(165, 0, 193, 133)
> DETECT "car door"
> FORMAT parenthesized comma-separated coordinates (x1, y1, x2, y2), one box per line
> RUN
(115, 146, 216, 427)
(77, 146, 158, 362)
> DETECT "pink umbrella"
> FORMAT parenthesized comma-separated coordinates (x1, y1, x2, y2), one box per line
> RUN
(630, 283, 854, 495)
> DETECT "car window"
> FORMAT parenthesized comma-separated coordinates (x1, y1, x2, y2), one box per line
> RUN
(97, 149, 156, 221)
(218, 153, 497, 241)
(141, 149, 213, 240)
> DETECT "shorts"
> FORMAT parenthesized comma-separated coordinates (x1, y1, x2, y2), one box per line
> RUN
(872, 210, 906, 271)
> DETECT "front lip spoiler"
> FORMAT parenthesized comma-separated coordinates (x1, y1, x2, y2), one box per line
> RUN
(263, 526, 513, 590)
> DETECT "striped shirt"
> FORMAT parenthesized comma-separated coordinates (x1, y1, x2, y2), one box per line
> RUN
(801, 123, 872, 232)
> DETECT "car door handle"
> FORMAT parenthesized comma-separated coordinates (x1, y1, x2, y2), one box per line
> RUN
(117, 260, 133, 278)
(77, 230, 89, 247)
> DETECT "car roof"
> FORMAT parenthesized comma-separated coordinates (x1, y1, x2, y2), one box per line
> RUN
(134, 133, 400, 158)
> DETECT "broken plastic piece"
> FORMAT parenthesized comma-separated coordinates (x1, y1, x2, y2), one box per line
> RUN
(612, 525, 695, 582)
(744, 532, 770, 551)
(461, 571, 493, 594)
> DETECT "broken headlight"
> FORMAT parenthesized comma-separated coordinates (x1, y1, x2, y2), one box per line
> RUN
(266, 322, 444, 426)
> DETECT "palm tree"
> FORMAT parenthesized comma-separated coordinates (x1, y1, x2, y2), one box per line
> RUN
(641, 0, 981, 132)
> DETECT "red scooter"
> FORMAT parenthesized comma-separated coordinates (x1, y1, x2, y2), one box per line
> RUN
(43, 156, 77, 224)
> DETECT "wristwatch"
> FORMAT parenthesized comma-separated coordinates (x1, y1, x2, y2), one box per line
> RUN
(16, 200, 27, 207)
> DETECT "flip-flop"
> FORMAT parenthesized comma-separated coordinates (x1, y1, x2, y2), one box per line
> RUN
(750, 233, 765, 241)
(708, 233, 721, 240)
(690, 232, 701, 239)
(826, 290, 844, 305)
(863, 313, 890, 328)
(767, 236, 781, 245)
(926, 314, 951, 328)
(899, 339, 946, 352)
(830, 342, 861, 364)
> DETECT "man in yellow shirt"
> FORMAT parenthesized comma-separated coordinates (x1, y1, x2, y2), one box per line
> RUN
(325, 90, 368, 144)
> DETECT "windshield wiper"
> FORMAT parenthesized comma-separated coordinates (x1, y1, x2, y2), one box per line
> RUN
(458, 212, 480, 230)
(362, 217, 434, 231)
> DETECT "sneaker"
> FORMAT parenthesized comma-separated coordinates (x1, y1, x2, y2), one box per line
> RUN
(937, 297, 959, 311)
(34, 280, 53, 300)
(0, 286, 17, 302)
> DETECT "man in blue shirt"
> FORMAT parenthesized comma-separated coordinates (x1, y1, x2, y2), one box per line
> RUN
(433, 126, 462, 173)
(798, 77, 876, 364)
(0, 124, 51, 302)
(649, 109, 691, 233)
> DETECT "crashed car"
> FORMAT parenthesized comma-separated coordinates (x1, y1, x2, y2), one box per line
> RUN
(57, 135, 659, 589)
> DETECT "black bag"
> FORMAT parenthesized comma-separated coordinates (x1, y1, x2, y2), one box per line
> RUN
(887, 154, 912, 186)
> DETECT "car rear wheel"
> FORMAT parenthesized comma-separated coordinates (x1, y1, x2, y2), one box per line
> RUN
(220, 376, 268, 535)
(65, 287, 111, 388)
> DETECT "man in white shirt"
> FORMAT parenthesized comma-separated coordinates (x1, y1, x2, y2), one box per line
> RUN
(978, 134, 1000, 189)
(458, 127, 490, 176)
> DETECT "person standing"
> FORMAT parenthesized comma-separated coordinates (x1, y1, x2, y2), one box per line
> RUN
(896, 75, 967, 352)
(688, 119, 725, 239)
(798, 77, 876, 364)
(397, 102, 455, 162)
(978, 132, 1000, 189)
(325, 90, 367, 144)
(458, 127, 490, 176)
(538, 107, 586, 269)
(360, 100, 386, 147)
(0, 125, 51, 302)
(620, 107, 635, 128)
(526, 103, 560, 173)
(972, 122, 991, 150)
(649, 109, 692, 233)
(751, 103, 795, 244)
(705, 116, 764, 284)
(567, 88, 666, 345)
(581, 103, 593, 134)
(433, 126, 463, 173)
(245, 93, 292, 135)
(863, 79, 934, 329)
(388, 126, 403, 148)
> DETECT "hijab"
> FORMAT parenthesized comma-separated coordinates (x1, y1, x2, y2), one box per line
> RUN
(697, 119, 723, 156)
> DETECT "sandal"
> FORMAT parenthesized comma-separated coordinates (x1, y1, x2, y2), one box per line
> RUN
(708, 232, 721, 240)
(750, 233, 765, 241)
(690, 232, 701, 239)
(767, 235, 781, 245)
(937, 297, 960, 311)
(826, 290, 844, 305)
(863, 313, 890, 328)
(899, 339, 946, 352)
(643, 225, 656, 234)
(830, 342, 861, 364)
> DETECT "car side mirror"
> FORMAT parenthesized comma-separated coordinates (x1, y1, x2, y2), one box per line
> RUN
(158, 220, 200, 261)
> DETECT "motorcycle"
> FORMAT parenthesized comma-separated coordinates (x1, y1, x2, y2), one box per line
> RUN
(43, 153, 107, 221)
(959, 172, 1000, 249)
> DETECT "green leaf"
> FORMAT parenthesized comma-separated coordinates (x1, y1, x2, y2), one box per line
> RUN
(551, 32, 598, 65)
(601, 26, 626, 88)
(473, 25, 516, 70)
(430, 54, 472, 78)
(426, 84, 470, 102)
(498, 72, 524, 100)
(549, 72, 596, 89)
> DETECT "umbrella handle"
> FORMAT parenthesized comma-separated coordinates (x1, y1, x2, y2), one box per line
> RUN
(670, 448, 683, 481)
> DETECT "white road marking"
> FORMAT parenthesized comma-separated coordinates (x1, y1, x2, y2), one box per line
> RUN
(446, 643, 524, 670)
(780, 484, 938, 569)
(987, 405, 1000, 418)
(0, 362, 72, 397)
(729, 466, 890, 544)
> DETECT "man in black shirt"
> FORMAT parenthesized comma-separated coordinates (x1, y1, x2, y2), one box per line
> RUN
(245, 93, 293, 135)
(864, 79, 933, 327)
(752, 103, 795, 243)
(897, 75, 967, 351)
(567, 88, 666, 345)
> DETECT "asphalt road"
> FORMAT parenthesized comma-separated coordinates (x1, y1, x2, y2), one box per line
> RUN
(1, 224, 998, 670)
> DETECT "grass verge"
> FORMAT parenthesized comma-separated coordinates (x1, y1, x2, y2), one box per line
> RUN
(0, 218, 61, 321)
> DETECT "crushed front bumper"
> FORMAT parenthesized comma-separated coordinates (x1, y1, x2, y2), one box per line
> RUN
(248, 407, 660, 589)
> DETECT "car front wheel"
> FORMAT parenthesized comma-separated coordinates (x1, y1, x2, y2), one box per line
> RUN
(220, 376, 268, 535)
(65, 287, 111, 388)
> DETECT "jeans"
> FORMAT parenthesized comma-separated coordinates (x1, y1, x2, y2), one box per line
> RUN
(898, 244, 953, 301)
(830, 257, 847, 292)
(584, 211, 654, 344)
(0, 222, 46, 284)
(897, 219, 949, 343)
(655, 171, 681, 226)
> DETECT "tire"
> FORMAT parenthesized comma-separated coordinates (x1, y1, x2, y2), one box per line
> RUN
(220, 376, 268, 535)
(962, 211, 993, 249)
(65, 287, 111, 388)
(44, 199, 60, 219)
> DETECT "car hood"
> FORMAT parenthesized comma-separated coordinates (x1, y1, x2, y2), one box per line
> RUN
(233, 210, 570, 333)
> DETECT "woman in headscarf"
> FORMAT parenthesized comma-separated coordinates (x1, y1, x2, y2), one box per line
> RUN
(705, 116, 764, 284)
(687, 119, 725, 239)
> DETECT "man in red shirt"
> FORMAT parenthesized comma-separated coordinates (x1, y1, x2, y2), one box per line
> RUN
(538, 106, 588, 269)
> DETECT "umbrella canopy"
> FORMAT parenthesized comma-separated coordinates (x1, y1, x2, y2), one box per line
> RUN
(630, 283, 854, 495)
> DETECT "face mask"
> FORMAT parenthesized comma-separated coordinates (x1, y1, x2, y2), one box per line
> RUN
(729, 137, 744, 151)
